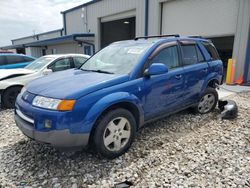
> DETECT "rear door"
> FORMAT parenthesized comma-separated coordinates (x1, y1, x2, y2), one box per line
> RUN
(142, 42, 185, 120)
(180, 40, 209, 105)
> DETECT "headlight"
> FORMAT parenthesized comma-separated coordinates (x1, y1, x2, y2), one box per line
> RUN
(32, 96, 75, 111)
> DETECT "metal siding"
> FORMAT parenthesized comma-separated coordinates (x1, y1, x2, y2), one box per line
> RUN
(232, 0, 250, 82)
(65, 9, 86, 34)
(161, 0, 239, 36)
(148, 0, 161, 35)
(38, 31, 62, 41)
(13, 37, 37, 45)
(46, 43, 84, 54)
(12, 30, 63, 45)
(65, 0, 145, 51)
(25, 47, 42, 58)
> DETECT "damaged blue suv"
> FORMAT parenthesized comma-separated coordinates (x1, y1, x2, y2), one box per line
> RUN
(15, 35, 223, 158)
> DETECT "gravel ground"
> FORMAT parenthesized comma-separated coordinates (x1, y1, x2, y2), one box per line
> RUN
(0, 92, 249, 188)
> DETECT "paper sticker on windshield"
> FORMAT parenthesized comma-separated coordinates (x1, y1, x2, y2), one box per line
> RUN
(127, 48, 144, 54)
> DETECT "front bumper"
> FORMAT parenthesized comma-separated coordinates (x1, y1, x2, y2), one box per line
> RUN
(15, 111, 90, 148)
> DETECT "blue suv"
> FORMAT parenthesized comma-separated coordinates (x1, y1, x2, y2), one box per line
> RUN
(0, 54, 35, 69)
(15, 35, 223, 158)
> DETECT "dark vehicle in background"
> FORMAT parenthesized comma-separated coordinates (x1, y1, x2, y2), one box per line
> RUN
(0, 54, 35, 69)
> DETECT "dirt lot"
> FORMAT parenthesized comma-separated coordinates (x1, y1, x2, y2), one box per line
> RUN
(0, 92, 249, 188)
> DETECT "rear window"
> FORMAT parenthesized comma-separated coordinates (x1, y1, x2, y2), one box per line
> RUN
(6, 56, 24, 65)
(202, 42, 220, 60)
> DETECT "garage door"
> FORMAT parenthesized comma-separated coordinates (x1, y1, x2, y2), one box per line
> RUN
(161, 0, 239, 37)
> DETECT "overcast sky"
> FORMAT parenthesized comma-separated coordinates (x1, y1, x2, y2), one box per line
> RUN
(0, 0, 91, 46)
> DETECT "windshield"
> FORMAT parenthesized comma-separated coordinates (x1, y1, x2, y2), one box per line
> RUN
(25, 56, 56, 71)
(80, 42, 152, 74)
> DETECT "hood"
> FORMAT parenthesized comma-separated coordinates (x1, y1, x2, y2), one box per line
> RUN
(27, 69, 129, 99)
(0, 68, 35, 81)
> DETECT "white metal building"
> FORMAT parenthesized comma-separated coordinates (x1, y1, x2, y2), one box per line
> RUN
(1, 0, 250, 83)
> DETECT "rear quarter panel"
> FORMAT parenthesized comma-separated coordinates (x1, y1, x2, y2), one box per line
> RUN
(201, 60, 223, 93)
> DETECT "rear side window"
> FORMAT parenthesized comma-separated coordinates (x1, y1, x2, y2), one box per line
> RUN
(6, 56, 24, 65)
(181, 44, 198, 65)
(151, 45, 180, 69)
(202, 42, 220, 60)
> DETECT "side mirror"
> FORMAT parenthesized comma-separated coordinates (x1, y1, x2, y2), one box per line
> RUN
(42, 68, 53, 75)
(144, 63, 168, 77)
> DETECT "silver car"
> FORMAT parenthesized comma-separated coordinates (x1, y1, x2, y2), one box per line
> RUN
(0, 54, 90, 108)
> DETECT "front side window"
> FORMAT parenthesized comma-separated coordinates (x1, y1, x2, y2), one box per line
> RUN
(151, 45, 180, 69)
(80, 42, 152, 74)
(49, 58, 71, 72)
(181, 44, 198, 65)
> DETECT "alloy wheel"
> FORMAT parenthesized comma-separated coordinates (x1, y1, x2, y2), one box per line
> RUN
(198, 94, 215, 113)
(103, 117, 131, 152)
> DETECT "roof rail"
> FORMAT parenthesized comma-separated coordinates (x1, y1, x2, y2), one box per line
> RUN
(134, 34, 180, 40)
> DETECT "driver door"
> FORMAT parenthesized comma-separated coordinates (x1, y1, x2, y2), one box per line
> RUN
(142, 43, 185, 120)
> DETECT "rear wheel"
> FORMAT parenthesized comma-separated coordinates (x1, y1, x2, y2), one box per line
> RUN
(93, 108, 136, 159)
(2, 86, 22, 108)
(195, 87, 218, 114)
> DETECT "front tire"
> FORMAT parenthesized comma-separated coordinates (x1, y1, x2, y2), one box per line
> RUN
(93, 108, 136, 159)
(2, 86, 22, 109)
(195, 87, 218, 114)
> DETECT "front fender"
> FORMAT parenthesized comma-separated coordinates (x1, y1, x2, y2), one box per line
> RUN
(82, 92, 144, 133)
(0, 80, 23, 90)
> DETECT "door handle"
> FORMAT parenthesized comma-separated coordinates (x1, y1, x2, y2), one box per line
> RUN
(175, 74, 182, 79)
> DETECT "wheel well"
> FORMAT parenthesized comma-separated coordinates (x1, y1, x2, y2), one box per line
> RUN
(3, 85, 23, 94)
(1, 85, 23, 108)
(207, 79, 219, 88)
(2, 85, 23, 98)
(88, 102, 140, 145)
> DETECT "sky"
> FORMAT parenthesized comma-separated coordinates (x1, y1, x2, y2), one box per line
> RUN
(0, 0, 91, 46)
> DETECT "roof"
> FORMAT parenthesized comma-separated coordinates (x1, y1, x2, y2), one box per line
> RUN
(0, 44, 25, 50)
(1, 33, 95, 49)
(61, 0, 102, 14)
(25, 33, 95, 47)
(12, 29, 64, 42)
(43, 54, 90, 58)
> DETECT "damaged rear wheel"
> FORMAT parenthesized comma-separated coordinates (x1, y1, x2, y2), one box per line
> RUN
(196, 87, 218, 114)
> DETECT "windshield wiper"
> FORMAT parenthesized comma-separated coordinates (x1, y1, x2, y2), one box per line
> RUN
(81, 69, 114, 74)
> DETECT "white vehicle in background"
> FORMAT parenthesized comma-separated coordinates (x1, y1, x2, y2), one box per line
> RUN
(0, 54, 90, 108)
